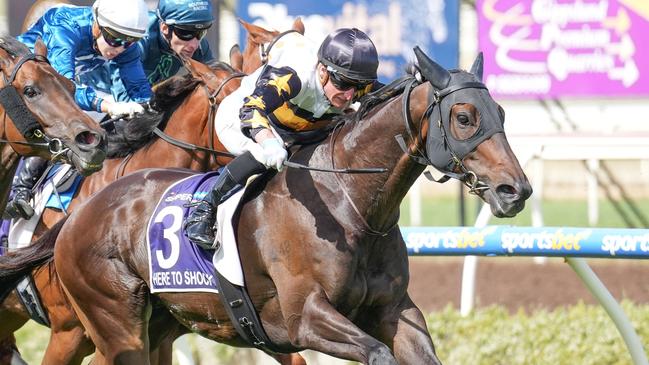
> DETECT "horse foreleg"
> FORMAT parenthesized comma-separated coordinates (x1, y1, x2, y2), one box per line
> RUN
(374, 294, 442, 365)
(282, 287, 397, 365)
(0, 335, 26, 365)
(41, 327, 94, 365)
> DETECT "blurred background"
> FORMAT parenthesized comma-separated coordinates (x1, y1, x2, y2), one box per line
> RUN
(5, 0, 649, 364)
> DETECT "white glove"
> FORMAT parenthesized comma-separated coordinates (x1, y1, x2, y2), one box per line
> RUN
(261, 138, 287, 171)
(107, 101, 144, 119)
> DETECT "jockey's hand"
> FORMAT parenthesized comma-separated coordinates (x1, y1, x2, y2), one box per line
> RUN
(107, 101, 145, 119)
(260, 138, 287, 171)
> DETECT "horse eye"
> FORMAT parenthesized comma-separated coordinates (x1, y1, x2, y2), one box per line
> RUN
(457, 114, 470, 125)
(23, 86, 39, 99)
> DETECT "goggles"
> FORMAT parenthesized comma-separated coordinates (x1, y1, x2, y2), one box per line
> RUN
(100, 26, 139, 48)
(171, 26, 210, 41)
(328, 70, 372, 92)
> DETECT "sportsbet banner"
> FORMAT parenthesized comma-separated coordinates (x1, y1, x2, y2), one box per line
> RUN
(237, 0, 460, 83)
(477, 0, 649, 98)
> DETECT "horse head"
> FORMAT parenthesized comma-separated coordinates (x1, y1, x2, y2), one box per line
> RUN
(410, 47, 531, 217)
(0, 37, 105, 176)
(234, 18, 305, 74)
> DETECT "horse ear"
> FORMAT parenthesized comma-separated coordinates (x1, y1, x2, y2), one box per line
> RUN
(34, 37, 48, 58)
(239, 18, 269, 45)
(292, 17, 305, 35)
(413, 46, 450, 89)
(470, 52, 483, 81)
(229, 44, 243, 72)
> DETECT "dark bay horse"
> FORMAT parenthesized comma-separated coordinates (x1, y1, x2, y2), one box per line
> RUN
(4, 49, 531, 364)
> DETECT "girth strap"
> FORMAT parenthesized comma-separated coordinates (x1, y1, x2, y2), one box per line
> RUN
(213, 270, 283, 354)
(15, 275, 50, 327)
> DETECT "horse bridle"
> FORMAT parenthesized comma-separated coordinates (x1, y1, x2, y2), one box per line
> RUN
(258, 29, 301, 64)
(0, 49, 70, 160)
(396, 76, 491, 195)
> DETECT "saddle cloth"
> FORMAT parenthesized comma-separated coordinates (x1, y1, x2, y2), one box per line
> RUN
(146, 171, 247, 293)
(5, 164, 81, 250)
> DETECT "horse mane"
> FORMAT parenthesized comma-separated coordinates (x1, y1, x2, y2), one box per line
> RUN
(106, 60, 239, 158)
(334, 73, 416, 126)
(0, 36, 32, 58)
(106, 72, 203, 158)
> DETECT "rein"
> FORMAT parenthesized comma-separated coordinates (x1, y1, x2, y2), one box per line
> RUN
(259, 29, 301, 64)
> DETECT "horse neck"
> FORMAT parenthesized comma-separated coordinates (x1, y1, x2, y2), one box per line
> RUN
(0, 143, 19, 212)
(331, 83, 431, 230)
(148, 87, 213, 171)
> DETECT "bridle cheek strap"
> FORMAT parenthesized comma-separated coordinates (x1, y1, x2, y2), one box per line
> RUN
(0, 84, 40, 138)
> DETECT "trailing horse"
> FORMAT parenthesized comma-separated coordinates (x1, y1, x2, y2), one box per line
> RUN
(0, 35, 106, 208)
(0, 21, 307, 365)
(2, 48, 531, 364)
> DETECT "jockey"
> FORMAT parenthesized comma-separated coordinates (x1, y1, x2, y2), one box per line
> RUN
(184, 28, 381, 247)
(5, 0, 150, 220)
(111, 0, 214, 101)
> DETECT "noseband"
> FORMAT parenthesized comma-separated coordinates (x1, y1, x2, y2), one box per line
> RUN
(396, 77, 492, 195)
(0, 47, 70, 159)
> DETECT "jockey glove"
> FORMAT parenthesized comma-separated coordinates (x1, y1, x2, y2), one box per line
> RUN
(107, 101, 145, 119)
(261, 138, 287, 171)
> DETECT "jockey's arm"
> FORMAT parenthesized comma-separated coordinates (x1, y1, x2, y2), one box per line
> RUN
(240, 66, 302, 141)
(19, 28, 102, 112)
(112, 46, 152, 104)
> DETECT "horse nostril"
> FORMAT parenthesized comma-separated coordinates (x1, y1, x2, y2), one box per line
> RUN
(75, 131, 103, 149)
(496, 184, 518, 203)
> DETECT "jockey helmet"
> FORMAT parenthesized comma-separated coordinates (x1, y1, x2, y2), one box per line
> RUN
(157, 0, 214, 31)
(93, 0, 148, 39)
(317, 28, 379, 83)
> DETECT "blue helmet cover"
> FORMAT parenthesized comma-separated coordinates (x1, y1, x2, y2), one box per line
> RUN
(157, 0, 213, 27)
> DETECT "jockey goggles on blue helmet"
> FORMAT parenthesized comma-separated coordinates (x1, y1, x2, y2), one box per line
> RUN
(157, 0, 213, 41)
(318, 28, 378, 91)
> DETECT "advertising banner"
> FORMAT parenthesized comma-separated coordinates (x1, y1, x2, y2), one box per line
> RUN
(477, 0, 649, 98)
(237, 0, 460, 83)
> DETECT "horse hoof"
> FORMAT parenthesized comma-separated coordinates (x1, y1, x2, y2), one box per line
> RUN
(368, 344, 397, 365)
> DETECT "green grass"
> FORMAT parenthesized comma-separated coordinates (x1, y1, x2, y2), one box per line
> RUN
(399, 195, 649, 228)
(16, 301, 649, 365)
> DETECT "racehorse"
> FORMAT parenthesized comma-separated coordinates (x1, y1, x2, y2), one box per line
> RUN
(0, 34, 105, 365)
(0, 36, 106, 205)
(1, 48, 531, 364)
(230, 19, 305, 74)
(0, 59, 237, 364)
(0, 22, 308, 365)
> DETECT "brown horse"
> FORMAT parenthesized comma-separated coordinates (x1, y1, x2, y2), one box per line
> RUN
(0, 35, 106, 197)
(0, 21, 308, 365)
(3, 48, 531, 364)
(0, 34, 105, 365)
(230, 19, 305, 74)
(0, 59, 237, 365)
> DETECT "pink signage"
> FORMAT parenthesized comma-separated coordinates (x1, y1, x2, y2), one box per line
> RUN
(477, 0, 649, 98)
